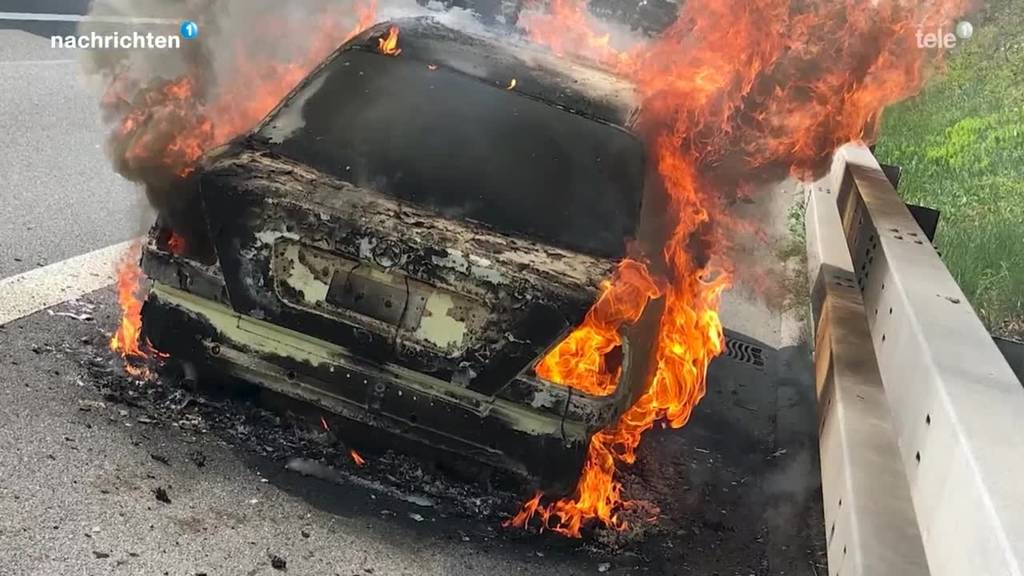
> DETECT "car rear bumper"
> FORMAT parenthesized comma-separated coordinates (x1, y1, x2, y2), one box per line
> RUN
(141, 282, 590, 494)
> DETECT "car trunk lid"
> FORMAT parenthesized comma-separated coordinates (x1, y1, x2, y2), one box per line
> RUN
(201, 148, 620, 392)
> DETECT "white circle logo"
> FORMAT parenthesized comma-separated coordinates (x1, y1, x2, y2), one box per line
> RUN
(955, 21, 973, 40)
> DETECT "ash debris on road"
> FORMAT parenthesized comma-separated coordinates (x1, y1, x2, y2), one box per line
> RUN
(77, 335, 692, 548)
(77, 328, 712, 547)
(79, 340, 519, 524)
(73, 293, 749, 546)
(153, 485, 171, 504)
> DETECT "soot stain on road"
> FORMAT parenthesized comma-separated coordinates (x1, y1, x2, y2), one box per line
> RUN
(0, 286, 824, 574)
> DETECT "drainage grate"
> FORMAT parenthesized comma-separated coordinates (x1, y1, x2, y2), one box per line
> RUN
(723, 336, 766, 371)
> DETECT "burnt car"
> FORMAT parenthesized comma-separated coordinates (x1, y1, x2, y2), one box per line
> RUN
(140, 17, 665, 495)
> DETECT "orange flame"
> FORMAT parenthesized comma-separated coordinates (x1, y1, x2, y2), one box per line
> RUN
(110, 247, 146, 359)
(167, 231, 187, 255)
(109, 244, 161, 378)
(350, 449, 366, 467)
(377, 25, 401, 56)
(511, 0, 970, 537)
(106, 2, 379, 183)
(536, 260, 661, 396)
(518, 0, 617, 63)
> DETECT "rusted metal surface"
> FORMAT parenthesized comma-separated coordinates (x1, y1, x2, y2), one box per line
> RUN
(255, 31, 645, 260)
(141, 234, 228, 305)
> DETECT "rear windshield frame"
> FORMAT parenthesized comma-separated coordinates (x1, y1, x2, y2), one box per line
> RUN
(257, 47, 646, 258)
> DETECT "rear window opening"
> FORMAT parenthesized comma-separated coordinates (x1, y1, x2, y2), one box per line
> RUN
(259, 49, 645, 258)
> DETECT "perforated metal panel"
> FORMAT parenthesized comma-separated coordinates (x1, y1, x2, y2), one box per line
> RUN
(831, 144, 1024, 576)
(806, 181, 930, 576)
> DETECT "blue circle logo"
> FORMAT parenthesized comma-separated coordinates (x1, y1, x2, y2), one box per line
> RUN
(180, 20, 199, 40)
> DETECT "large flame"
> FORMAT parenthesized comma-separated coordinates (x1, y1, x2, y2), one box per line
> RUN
(95, 0, 969, 536)
(517, 0, 618, 62)
(510, 0, 970, 537)
(536, 259, 662, 396)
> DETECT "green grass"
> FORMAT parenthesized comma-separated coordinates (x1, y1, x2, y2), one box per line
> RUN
(874, 0, 1024, 337)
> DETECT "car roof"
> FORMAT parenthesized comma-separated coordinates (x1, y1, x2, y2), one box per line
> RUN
(345, 17, 641, 128)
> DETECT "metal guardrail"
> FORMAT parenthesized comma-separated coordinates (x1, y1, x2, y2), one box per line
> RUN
(807, 161, 930, 576)
(807, 144, 1024, 576)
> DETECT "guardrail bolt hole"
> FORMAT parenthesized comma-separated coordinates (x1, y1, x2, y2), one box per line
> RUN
(926, 414, 931, 425)
(882, 334, 886, 342)
(915, 451, 921, 464)
(889, 307, 893, 315)
(211, 344, 221, 356)
(286, 370, 296, 381)
(838, 498, 842, 508)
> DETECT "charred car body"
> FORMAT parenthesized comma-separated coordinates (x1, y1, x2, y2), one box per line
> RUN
(140, 18, 664, 494)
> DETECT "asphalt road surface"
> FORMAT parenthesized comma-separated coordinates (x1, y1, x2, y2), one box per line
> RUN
(0, 7, 825, 575)
(0, 11, 145, 279)
(0, 285, 825, 576)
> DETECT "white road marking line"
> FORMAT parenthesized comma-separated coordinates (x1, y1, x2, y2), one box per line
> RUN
(0, 12, 177, 24)
(0, 59, 76, 65)
(0, 239, 138, 326)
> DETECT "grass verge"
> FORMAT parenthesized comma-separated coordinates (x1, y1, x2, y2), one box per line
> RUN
(874, 1, 1024, 338)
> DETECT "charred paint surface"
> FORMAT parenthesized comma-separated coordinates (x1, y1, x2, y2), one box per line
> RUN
(141, 284, 591, 494)
(200, 148, 618, 391)
(136, 17, 670, 494)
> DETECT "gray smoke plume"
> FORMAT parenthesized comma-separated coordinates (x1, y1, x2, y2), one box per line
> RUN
(80, 0, 385, 181)
(77, 0, 436, 253)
